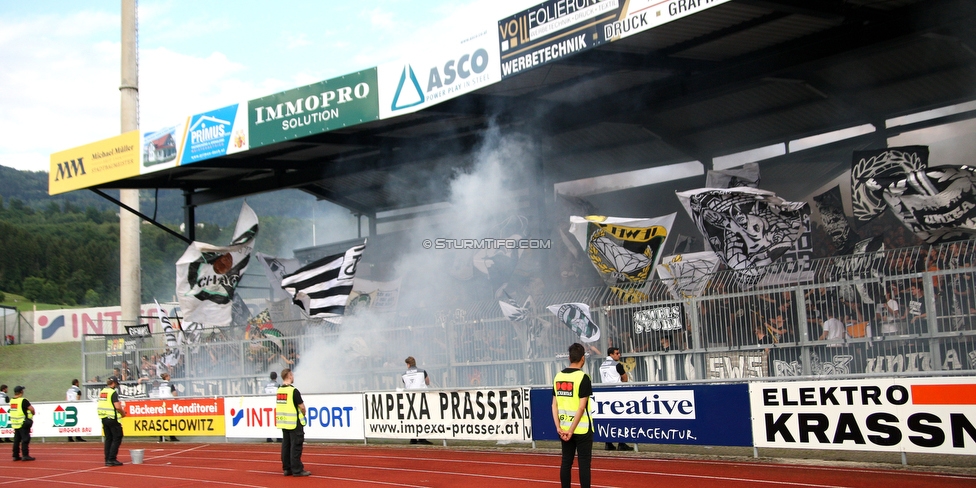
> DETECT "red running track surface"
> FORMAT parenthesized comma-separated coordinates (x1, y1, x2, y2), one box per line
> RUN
(0, 442, 974, 487)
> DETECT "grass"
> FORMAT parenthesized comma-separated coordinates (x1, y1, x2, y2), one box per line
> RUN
(1, 291, 85, 313)
(0, 342, 82, 402)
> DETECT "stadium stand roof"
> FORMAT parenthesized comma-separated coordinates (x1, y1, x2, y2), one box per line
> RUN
(87, 0, 976, 235)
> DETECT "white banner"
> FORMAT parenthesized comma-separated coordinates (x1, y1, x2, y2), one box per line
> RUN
(35, 303, 171, 343)
(751, 376, 976, 454)
(363, 388, 531, 441)
(0, 401, 101, 438)
(224, 394, 365, 440)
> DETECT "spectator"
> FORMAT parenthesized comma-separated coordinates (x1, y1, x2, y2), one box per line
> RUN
(598, 347, 631, 452)
(402, 356, 432, 445)
(65, 379, 86, 442)
(907, 283, 928, 334)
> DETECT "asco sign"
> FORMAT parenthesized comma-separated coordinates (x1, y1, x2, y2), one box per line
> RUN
(378, 20, 501, 119)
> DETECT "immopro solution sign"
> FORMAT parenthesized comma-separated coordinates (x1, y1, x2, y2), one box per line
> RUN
(751, 377, 976, 454)
(248, 69, 379, 148)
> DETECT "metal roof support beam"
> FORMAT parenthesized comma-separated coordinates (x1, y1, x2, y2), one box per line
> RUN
(89, 188, 191, 244)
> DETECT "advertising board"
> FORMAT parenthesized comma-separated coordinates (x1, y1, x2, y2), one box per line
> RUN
(531, 383, 752, 446)
(751, 377, 976, 454)
(363, 388, 531, 441)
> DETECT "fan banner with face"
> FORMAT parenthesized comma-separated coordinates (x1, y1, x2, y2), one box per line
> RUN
(175, 202, 258, 326)
(813, 185, 859, 254)
(547, 302, 600, 343)
(705, 162, 760, 189)
(882, 165, 976, 243)
(347, 277, 402, 315)
(568, 214, 675, 286)
(850, 145, 928, 226)
(676, 187, 808, 286)
(656, 251, 721, 301)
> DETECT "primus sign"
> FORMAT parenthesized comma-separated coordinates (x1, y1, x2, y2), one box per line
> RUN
(248, 69, 379, 148)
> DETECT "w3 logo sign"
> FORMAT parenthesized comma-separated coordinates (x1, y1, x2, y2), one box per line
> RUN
(53, 405, 78, 427)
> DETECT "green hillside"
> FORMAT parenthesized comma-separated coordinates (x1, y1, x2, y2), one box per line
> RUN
(0, 342, 81, 402)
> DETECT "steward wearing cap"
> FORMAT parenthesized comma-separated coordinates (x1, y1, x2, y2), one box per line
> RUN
(98, 377, 126, 467)
(10, 386, 35, 461)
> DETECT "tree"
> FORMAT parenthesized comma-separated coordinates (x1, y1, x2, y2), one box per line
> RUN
(22, 276, 46, 301)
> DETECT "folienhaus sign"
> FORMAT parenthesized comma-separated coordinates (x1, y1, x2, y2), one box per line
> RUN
(247, 69, 379, 149)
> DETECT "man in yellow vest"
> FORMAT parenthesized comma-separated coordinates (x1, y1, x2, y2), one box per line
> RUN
(97, 376, 126, 466)
(10, 386, 35, 461)
(276, 368, 310, 477)
(551, 343, 592, 488)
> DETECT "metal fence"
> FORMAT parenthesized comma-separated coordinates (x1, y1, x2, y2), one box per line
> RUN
(81, 239, 976, 398)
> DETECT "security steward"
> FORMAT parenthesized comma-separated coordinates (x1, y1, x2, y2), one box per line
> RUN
(552, 343, 593, 488)
(276, 368, 310, 477)
(98, 376, 126, 466)
(10, 386, 35, 461)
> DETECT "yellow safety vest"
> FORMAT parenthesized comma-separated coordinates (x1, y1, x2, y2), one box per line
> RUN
(275, 385, 305, 430)
(9, 398, 30, 429)
(553, 370, 591, 435)
(97, 387, 118, 419)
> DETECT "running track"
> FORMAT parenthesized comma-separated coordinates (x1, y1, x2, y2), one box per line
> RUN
(1, 442, 973, 487)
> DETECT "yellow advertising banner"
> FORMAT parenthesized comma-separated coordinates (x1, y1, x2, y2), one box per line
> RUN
(120, 398, 226, 437)
(49, 130, 141, 195)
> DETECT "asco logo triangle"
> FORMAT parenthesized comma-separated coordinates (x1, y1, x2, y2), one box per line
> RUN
(391, 65, 425, 111)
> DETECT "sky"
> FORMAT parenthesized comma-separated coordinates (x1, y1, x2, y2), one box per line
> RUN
(0, 0, 538, 174)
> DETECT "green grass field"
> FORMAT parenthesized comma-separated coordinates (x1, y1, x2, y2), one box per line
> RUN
(0, 342, 82, 402)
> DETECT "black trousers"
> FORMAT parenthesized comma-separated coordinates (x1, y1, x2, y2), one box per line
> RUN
(13, 420, 32, 458)
(102, 418, 123, 462)
(560, 430, 592, 488)
(281, 424, 305, 474)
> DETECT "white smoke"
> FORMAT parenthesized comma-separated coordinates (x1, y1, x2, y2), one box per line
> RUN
(294, 126, 539, 393)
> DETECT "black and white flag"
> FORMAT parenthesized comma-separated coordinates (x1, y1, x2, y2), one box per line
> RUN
(568, 214, 675, 286)
(255, 252, 300, 302)
(851, 146, 928, 226)
(280, 242, 365, 318)
(676, 187, 808, 285)
(175, 202, 258, 326)
(547, 302, 601, 343)
(656, 251, 721, 301)
(705, 162, 760, 189)
(882, 166, 976, 243)
(813, 185, 859, 254)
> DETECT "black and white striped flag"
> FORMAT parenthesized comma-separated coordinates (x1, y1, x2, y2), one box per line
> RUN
(280, 242, 365, 318)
